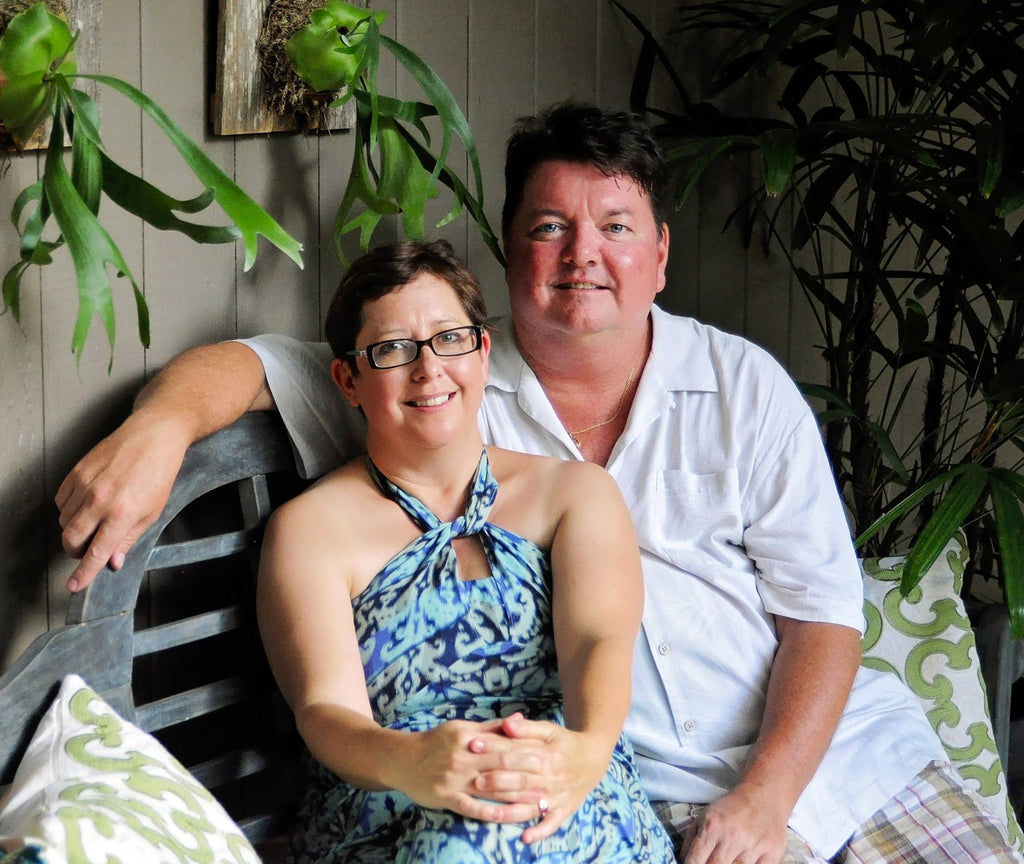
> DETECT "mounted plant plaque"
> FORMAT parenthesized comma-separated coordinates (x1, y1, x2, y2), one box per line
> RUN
(211, 0, 358, 135)
(0, 0, 100, 151)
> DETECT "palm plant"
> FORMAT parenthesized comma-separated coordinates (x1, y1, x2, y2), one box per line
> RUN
(617, 0, 1024, 633)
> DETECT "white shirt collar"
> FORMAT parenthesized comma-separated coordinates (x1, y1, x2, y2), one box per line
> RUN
(487, 305, 720, 396)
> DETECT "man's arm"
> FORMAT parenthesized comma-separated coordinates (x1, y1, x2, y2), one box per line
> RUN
(682, 617, 862, 864)
(56, 341, 272, 592)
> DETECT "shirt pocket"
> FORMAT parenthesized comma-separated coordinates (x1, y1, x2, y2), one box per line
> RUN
(653, 468, 743, 560)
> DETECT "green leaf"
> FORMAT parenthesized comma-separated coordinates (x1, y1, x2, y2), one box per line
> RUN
(11, 177, 48, 259)
(42, 111, 143, 363)
(0, 3, 76, 139)
(382, 33, 483, 198)
(759, 129, 797, 199)
(353, 91, 435, 140)
(990, 472, 1024, 638)
(0, 70, 54, 139)
(99, 153, 240, 244)
(77, 73, 303, 271)
(855, 464, 973, 549)
(392, 123, 505, 268)
(669, 137, 745, 210)
(286, 24, 364, 92)
(901, 464, 989, 594)
(333, 116, 399, 258)
(70, 105, 102, 214)
(864, 419, 911, 485)
(63, 82, 101, 146)
(976, 123, 1004, 200)
(798, 382, 854, 411)
(286, 3, 386, 92)
(377, 117, 437, 239)
(2, 259, 31, 319)
(324, 28, 499, 268)
(0, 3, 76, 75)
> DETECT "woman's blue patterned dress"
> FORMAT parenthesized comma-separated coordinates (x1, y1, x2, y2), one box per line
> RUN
(289, 451, 673, 864)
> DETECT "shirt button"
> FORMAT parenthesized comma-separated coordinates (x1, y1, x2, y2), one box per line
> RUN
(658, 642, 671, 656)
(683, 720, 697, 733)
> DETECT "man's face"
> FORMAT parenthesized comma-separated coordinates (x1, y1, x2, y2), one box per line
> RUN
(503, 160, 668, 347)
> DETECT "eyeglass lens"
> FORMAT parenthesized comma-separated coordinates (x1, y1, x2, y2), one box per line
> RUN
(371, 326, 480, 368)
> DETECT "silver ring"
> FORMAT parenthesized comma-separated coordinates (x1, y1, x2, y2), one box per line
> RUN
(538, 797, 550, 816)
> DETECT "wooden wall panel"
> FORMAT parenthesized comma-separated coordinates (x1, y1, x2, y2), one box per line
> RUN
(137, 0, 238, 365)
(234, 133, 324, 339)
(0, 162, 47, 668)
(39, 0, 147, 639)
(467, 1, 533, 314)
(537, 0, 599, 107)
(2, 0, 850, 674)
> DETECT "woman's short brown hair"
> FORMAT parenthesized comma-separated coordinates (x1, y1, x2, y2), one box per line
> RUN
(325, 240, 488, 372)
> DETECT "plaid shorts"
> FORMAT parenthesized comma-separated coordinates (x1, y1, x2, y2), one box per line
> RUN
(653, 761, 1022, 863)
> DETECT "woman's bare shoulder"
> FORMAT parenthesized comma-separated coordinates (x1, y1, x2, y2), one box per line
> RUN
(486, 447, 615, 494)
(484, 448, 620, 545)
(265, 460, 381, 546)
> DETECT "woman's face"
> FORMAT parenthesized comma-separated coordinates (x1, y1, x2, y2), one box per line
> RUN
(332, 272, 490, 450)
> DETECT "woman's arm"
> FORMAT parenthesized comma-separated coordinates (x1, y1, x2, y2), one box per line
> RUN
(551, 461, 643, 746)
(504, 461, 645, 843)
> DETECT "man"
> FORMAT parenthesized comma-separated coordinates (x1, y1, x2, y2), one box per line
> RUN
(55, 103, 1018, 864)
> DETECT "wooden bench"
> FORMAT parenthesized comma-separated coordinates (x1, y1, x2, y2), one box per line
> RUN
(2, 410, 1021, 854)
(0, 412, 307, 851)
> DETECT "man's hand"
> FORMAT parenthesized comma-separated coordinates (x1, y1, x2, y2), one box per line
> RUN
(468, 712, 609, 844)
(682, 786, 789, 864)
(55, 410, 191, 592)
(55, 340, 273, 593)
(679, 618, 862, 864)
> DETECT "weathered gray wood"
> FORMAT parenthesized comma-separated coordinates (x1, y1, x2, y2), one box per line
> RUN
(132, 606, 242, 657)
(135, 675, 250, 732)
(190, 746, 271, 788)
(66, 412, 295, 624)
(0, 412, 302, 844)
(238, 810, 292, 844)
(146, 531, 255, 569)
(0, 614, 133, 784)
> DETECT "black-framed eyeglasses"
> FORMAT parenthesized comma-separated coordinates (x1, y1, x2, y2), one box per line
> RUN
(348, 325, 484, 370)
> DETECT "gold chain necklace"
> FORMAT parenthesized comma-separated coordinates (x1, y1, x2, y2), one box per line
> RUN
(568, 366, 637, 448)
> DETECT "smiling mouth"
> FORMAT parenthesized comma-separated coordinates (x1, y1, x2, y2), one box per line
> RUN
(556, 281, 605, 290)
(408, 394, 453, 408)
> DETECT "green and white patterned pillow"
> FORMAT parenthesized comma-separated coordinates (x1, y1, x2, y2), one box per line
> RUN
(0, 675, 259, 864)
(861, 535, 1024, 852)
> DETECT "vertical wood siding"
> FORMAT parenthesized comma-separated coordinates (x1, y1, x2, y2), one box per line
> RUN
(0, 0, 816, 671)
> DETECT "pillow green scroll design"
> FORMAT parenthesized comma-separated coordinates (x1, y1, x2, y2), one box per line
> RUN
(0, 676, 259, 864)
(53, 686, 253, 864)
(860, 535, 1024, 853)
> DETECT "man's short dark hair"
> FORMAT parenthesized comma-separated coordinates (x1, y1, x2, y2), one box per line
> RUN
(501, 101, 670, 236)
(325, 239, 488, 372)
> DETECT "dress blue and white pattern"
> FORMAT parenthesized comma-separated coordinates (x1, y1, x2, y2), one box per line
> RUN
(289, 451, 673, 864)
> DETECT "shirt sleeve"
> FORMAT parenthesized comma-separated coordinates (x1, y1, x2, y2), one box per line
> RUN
(235, 334, 366, 479)
(742, 364, 865, 632)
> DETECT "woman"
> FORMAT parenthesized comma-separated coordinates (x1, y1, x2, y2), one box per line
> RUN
(257, 240, 672, 863)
